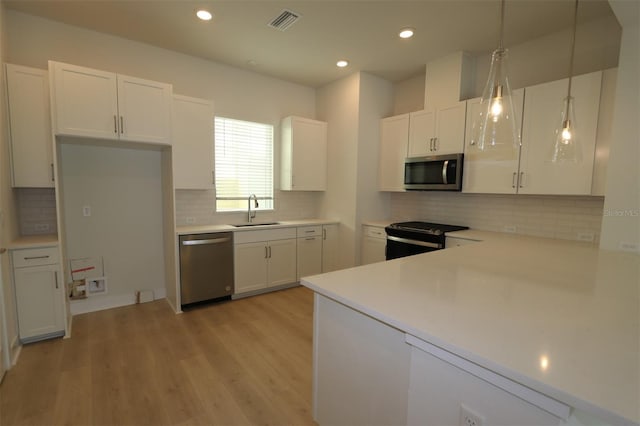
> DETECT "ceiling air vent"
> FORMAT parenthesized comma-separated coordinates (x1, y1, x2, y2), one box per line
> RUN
(268, 9, 301, 31)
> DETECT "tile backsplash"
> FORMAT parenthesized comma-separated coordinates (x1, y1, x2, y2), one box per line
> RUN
(175, 189, 322, 226)
(390, 192, 604, 243)
(17, 188, 58, 235)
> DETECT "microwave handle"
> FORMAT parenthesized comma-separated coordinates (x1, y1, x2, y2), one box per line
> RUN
(442, 160, 449, 184)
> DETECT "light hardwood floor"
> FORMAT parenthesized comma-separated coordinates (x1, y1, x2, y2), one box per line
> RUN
(0, 286, 316, 426)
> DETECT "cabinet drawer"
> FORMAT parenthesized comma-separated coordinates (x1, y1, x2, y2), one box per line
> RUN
(297, 226, 321, 238)
(234, 227, 297, 244)
(12, 247, 59, 268)
(364, 226, 386, 239)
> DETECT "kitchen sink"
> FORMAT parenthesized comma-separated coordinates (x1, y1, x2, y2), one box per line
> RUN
(231, 222, 280, 227)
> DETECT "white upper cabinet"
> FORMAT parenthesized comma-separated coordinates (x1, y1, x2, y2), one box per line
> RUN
(5, 64, 54, 188)
(172, 95, 214, 190)
(408, 101, 466, 157)
(281, 116, 327, 191)
(379, 113, 409, 192)
(49, 61, 172, 145)
(462, 89, 525, 194)
(519, 71, 602, 195)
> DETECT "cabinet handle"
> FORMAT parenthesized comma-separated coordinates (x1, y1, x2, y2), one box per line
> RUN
(434, 137, 438, 151)
(24, 255, 49, 260)
(54, 271, 58, 289)
(51, 163, 55, 182)
(212, 171, 215, 185)
(428, 138, 433, 151)
(519, 172, 524, 188)
(113, 115, 118, 134)
(305, 237, 316, 241)
(120, 116, 124, 134)
(268, 246, 272, 259)
(265, 246, 268, 259)
(512, 172, 517, 188)
(323, 228, 327, 240)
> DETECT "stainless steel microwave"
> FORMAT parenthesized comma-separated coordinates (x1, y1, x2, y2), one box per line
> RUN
(404, 153, 464, 191)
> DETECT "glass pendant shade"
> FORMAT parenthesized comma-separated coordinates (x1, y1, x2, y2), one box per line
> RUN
(550, 95, 581, 163)
(471, 48, 520, 156)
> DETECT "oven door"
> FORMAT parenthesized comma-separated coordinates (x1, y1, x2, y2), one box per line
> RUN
(385, 236, 442, 260)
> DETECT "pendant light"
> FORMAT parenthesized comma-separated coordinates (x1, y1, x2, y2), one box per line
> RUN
(550, 0, 581, 163)
(471, 0, 520, 155)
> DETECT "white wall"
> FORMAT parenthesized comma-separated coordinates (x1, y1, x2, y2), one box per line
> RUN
(600, 1, 639, 252)
(5, 10, 322, 227)
(59, 143, 166, 313)
(0, 1, 20, 369)
(317, 74, 361, 269)
(355, 73, 393, 262)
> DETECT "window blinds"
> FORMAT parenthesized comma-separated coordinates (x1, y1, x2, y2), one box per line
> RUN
(214, 117, 274, 211)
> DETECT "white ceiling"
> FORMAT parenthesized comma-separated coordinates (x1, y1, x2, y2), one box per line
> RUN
(4, 0, 618, 88)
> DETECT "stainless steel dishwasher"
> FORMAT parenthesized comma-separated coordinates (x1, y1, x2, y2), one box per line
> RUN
(179, 232, 234, 307)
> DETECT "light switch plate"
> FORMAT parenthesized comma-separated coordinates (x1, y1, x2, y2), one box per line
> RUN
(82, 206, 91, 217)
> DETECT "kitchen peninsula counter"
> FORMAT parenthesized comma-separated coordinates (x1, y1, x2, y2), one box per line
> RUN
(302, 235, 639, 425)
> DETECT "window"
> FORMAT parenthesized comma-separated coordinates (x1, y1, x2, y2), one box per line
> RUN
(214, 116, 274, 212)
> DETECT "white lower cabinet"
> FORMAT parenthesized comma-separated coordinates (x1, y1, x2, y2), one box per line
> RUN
(321, 224, 339, 273)
(361, 225, 387, 265)
(12, 247, 65, 343)
(234, 228, 297, 295)
(297, 226, 322, 280)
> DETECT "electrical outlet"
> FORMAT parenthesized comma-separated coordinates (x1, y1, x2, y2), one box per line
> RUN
(460, 404, 485, 426)
(577, 232, 595, 242)
(185, 217, 196, 224)
(503, 225, 516, 233)
(619, 241, 639, 252)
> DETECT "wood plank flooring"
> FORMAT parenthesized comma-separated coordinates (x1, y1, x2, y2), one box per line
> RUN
(0, 286, 316, 426)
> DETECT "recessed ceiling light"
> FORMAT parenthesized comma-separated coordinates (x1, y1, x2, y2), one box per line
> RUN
(196, 9, 213, 21)
(399, 28, 414, 39)
(336, 60, 349, 68)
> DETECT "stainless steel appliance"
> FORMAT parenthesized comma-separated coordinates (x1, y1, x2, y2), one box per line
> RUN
(179, 232, 234, 307)
(385, 221, 468, 260)
(404, 153, 464, 191)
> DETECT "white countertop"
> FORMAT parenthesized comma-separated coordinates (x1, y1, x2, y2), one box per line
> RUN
(9, 234, 59, 249)
(302, 235, 639, 425)
(176, 218, 339, 236)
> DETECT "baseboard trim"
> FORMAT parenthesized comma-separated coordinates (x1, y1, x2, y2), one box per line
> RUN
(70, 287, 167, 315)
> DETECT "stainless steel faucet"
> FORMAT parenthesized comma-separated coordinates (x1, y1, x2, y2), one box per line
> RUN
(247, 194, 259, 223)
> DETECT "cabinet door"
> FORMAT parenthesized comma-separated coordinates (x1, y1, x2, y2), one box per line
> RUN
(281, 117, 327, 191)
(14, 265, 64, 341)
(408, 110, 435, 157)
(462, 89, 524, 194)
(6, 64, 54, 188)
(234, 242, 268, 294)
(519, 71, 602, 195)
(379, 114, 409, 191)
(297, 236, 322, 280)
(172, 95, 214, 189)
(321, 224, 339, 273)
(362, 237, 387, 265)
(267, 238, 297, 287)
(50, 61, 119, 139)
(435, 101, 466, 154)
(116, 74, 173, 145)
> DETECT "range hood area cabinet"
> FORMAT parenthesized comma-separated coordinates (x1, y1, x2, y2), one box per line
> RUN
(408, 102, 466, 157)
(463, 70, 605, 195)
(5, 63, 55, 188)
(280, 116, 328, 191)
(171, 95, 215, 190)
(49, 61, 173, 145)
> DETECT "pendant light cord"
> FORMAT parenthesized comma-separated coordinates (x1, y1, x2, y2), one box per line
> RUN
(566, 0, 579, 108)
(498, 0, 505, 51)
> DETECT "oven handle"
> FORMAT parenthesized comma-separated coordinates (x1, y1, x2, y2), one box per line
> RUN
(387, 235, 441, 249)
